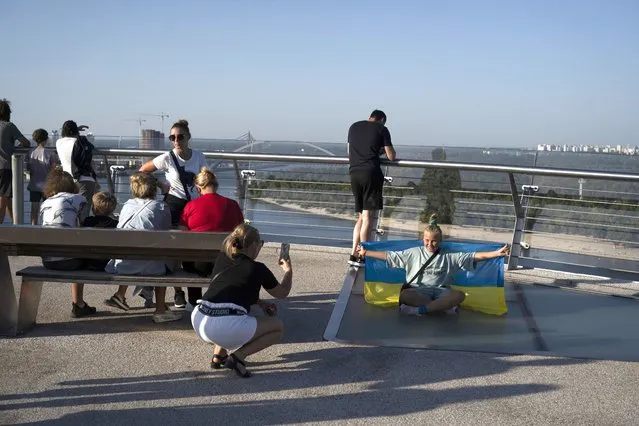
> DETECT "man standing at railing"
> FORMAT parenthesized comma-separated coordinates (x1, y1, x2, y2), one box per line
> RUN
(347, 110, 396, 267)
(0, 99, 31, 224)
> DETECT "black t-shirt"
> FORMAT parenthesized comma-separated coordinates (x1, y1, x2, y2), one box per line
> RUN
(347, 120, 393, 172)
(202, 252, 279, 312)
(82, 215, 118, 228)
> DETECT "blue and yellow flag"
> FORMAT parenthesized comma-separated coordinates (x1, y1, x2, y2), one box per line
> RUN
(362, 240, 507, 315)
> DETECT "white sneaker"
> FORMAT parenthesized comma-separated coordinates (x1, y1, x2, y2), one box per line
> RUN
(152, 310, 182, 323)
(399, 304, 421, 316)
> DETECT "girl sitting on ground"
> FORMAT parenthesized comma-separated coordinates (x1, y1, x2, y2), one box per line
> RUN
(357, 213, 509, 316)
(105, 172, 181, 324)
(191, 223, 293, 378)
(39, 167, 94, 318)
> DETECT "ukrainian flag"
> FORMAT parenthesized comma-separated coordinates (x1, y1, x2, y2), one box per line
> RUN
(362, 240, 507, 315)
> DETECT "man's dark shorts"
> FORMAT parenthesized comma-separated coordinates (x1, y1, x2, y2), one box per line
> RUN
(29, 191, 44, 202)
(350, 168, 384, 213)
(0, 169, 12, 197)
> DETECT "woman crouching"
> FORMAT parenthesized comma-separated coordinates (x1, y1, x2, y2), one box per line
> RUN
(191, 223, 293, 378)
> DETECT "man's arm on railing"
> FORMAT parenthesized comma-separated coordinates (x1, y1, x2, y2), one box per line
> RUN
(384, 146, 396, 161)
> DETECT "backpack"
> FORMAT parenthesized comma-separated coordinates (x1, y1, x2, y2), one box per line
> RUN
(71, 135, 96, 180)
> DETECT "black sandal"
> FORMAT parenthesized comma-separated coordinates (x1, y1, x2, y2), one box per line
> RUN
(210, 354, 228, 370)
(224, 354, 251, 378)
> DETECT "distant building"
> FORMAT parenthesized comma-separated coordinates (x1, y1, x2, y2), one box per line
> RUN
(139, 129, 164, 150)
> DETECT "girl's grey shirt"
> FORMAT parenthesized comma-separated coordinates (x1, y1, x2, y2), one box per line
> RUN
(386, 246, 475, 288)
(105, 198, 172, 275)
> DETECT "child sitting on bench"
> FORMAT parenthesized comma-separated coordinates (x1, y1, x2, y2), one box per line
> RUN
(39, 167, 95, 318)
(105, 172, 181, 323)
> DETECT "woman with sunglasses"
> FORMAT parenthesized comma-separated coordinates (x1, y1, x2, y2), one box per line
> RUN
(191, 223, 293, 378)
(140, 119, 207, 308)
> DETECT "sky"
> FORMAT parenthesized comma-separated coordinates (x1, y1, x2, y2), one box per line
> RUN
(2, 0, 638, 147)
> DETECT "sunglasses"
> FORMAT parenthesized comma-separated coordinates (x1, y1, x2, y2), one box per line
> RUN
(169, 134, 186, 142)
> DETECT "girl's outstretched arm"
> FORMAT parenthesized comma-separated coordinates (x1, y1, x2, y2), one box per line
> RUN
(357, 245, 387, 261)
(474, 245, 510, 262)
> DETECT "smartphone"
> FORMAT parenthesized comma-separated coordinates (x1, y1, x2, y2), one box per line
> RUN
(279, 243, 290, 262)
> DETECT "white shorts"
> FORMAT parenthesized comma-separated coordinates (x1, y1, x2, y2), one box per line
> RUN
(191, 301, 257, 353)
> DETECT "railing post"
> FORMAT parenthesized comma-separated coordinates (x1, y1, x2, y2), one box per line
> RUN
(233, 160, 242, 201)
(102, 154, 115, 193)
(507, 173, 524, 270)
(239, 170, 256, 218)
(11, 154, 25, 225)
(374, 174, 393, 241)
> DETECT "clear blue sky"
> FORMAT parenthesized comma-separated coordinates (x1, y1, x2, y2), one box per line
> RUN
(3, 0, 638, 147)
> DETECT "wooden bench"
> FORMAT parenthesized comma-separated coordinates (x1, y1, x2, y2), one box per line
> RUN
(0, 225, 227, 336)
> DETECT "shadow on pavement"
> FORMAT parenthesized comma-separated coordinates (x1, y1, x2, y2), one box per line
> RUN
(6, 292, 337, 343)
(0, 345, 588, 424)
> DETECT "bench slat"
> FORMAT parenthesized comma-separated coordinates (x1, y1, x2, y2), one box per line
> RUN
(16, 266, 212, 287)
(0, 226, 227, 249)
(9, 245, 219, 262)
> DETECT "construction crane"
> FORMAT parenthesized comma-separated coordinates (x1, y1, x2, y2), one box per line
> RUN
(124, 117, 147, 134)
(141, 113, 170, 133)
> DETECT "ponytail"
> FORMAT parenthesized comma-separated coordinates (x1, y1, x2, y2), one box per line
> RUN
(222, 223, 261, 259)
(423, 213, 443, 240)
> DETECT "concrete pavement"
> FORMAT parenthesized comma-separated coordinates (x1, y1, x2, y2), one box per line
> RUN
(0, 245, 637, 425)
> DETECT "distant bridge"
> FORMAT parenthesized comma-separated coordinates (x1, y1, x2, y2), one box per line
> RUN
(208, 139, 337, 169)
(231, 140, 336, 156)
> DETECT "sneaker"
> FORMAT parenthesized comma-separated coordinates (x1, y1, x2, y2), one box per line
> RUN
(347, 255, 365, 268)
(399, 304, 421, 316)
(71, 302, 97, 318)
(445, 306, 460, 315)
(105, 293, 130, 311)
(174, 290, 187, 309)
(139, 287, 155, 308)
(152, 310, 182, 323)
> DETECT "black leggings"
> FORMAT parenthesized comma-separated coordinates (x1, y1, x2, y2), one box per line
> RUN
(164, 193, 188, 227)
(43, 258, 86, 271)
(182, 261, 213, 305)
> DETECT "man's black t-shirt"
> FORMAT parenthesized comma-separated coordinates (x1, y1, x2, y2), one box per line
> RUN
(347, 120, 393, 172)
(202, 252, 279, 312)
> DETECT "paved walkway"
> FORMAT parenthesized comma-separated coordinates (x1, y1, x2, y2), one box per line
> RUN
(1, 246, 637, 425)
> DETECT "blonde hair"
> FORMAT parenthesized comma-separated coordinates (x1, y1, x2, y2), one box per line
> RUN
(195, 167, 218, 191)
(223, 223, 261, 259)
(92, 192, 117, 216)
(423, 213, 443, 241)
(130, 172, 158, 199)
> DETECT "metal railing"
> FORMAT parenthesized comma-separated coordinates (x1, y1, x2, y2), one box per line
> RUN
(9, 146, 639, 281)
